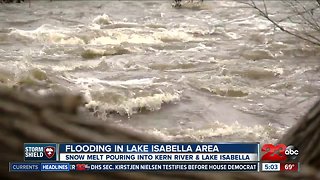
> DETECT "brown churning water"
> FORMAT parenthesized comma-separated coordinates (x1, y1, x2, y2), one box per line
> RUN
(0, 1, 319, 143)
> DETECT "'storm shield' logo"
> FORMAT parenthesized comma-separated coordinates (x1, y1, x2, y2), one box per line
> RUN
(44, 146, 55, 159)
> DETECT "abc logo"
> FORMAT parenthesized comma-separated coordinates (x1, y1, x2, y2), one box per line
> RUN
(261, 144, 299, 161)
(285, 145, 299, 161)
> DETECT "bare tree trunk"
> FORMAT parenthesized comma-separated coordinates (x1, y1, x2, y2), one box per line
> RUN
(0, 85, 319, 179)
(279, 100, 320, 169)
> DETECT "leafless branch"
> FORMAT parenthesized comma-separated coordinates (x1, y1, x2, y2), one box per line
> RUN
(243, 0, 320, 46)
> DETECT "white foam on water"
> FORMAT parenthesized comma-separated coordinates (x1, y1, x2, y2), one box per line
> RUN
(92, 14, 113, 25)
(86, 91, 181, 116)
(154, 29, 201, 43)
(57, 75, 181, 116)
(146, 121, 288, 143)
(88, 14, 206, 45)
(90, 14, 144, 30)
(81, 46, 133, 58)
(39, 59, 102, 72)
(89, 33, 162, 45)
(9, 24, 85, 45)
(225, 32, 242, 39)
(8, 14, 208, 47)
(88, 28, 205, 45)
(72, 77, 157, 89)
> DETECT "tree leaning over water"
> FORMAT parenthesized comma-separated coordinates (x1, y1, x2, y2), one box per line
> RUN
(242, 0, 320, 46)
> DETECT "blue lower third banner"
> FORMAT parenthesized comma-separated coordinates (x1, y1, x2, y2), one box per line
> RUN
(10, 162, 258, 172)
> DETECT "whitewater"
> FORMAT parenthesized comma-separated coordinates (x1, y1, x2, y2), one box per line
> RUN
(0, 1, 319, 143)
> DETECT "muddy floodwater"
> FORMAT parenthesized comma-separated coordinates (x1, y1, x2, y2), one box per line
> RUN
(0, 1, 319, 143)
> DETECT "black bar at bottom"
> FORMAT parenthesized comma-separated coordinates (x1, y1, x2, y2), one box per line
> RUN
(9, 162, 259, 172)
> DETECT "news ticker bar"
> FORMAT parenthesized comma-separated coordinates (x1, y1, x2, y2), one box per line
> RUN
(9, 162, 259, 172)
(9, 162, 300, 172)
